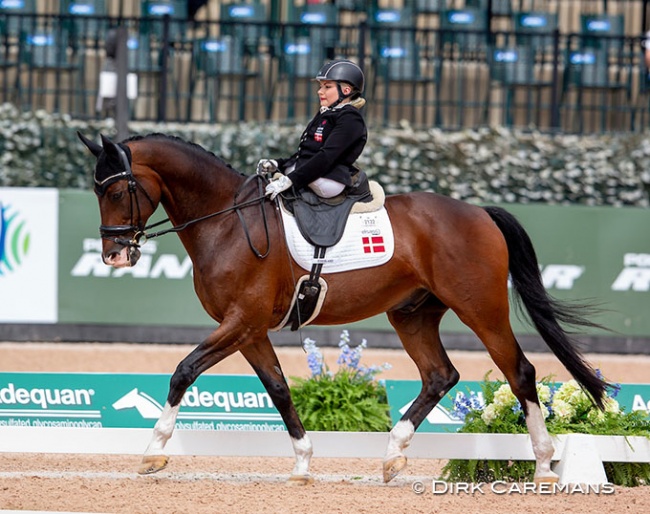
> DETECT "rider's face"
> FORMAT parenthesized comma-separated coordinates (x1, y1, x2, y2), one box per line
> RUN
(317, 80, 351, 107)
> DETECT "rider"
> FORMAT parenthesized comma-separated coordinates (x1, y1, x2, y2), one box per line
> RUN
(260, 59, 367, 200)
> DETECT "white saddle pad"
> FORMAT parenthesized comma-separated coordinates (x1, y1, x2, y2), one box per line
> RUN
(280, 205, 395, 273)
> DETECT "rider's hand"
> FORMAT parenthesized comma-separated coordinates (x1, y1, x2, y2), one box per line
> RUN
(257, 159, 278, 175)
(265, 175, 293, 200)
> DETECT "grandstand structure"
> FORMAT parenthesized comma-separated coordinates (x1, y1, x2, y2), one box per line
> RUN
(1, 0, 650, 132)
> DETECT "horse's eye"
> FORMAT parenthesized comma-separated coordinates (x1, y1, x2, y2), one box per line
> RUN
(110, 191, 124, 201)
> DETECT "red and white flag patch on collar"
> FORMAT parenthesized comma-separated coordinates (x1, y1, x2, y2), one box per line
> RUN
(362, 236, 385, 253)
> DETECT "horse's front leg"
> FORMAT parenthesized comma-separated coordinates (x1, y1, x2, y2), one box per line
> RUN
(138, 323, 247, 475)
(239, 337, 314, 485)
(138, 403, 180, 474)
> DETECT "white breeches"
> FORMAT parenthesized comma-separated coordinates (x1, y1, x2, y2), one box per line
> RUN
(308, 177, 346, 198)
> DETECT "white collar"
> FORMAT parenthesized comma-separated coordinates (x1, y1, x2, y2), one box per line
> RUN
(320, 103, 349, 114)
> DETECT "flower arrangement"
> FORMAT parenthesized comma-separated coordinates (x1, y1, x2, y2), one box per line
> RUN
(441, 372, 650, 486)
(289, 331, 392, 432)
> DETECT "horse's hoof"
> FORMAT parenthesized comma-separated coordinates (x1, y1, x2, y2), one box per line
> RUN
(287, 474, 315, 486)
(383, 456, 408, 483)
(138, 455, 169, 475)
(534, 473, 559, 484)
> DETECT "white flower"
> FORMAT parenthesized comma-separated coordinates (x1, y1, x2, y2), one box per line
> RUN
(554, 380, 580, 403)
(604, 397, 620, 414)
(552, 399, 576, 420)
(481, 403, 498, 426)
(587, 409, 606, 424)
(493, 384, 517, 410)
(536, 383, 551, 404)
(569, 388, 590, 408)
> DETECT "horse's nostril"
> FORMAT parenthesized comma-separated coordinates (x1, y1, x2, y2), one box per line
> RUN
(105, 250, 121, 261)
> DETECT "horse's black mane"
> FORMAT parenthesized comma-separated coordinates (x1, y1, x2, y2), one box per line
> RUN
(123, 133, 235, 170)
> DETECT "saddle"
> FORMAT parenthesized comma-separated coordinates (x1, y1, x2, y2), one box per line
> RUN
(281, 170, 372, 247)
(278, 171, 374, 331)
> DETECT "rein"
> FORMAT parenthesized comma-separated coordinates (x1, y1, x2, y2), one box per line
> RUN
(96, 145, 271, 259)
(144, 174, 271, 259)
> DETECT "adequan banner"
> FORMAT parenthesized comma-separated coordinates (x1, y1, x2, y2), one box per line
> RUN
(2, 373, 647, 434)
(0, 372, 285, 431)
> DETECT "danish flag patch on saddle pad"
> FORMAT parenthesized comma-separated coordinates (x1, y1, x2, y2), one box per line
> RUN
(279, 205, 395, 273)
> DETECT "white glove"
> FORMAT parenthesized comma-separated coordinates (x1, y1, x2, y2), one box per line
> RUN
(265, 175, 293, 200)
(257, 159, 278, 175)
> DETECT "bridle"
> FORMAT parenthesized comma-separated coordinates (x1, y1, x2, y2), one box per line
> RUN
(94, 144, 156, 262)
(95, 144, 271, 259)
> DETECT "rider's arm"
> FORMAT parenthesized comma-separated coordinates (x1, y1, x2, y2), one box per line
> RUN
(289, 109, 367, 190)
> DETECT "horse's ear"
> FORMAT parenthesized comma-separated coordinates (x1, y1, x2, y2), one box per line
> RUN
(100, 134, 121, 159)
(77, 131, 102, 157)
(100, 133, 131, 170)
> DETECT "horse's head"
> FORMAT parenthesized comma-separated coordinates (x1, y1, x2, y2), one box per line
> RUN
(78, 132, 160, 268)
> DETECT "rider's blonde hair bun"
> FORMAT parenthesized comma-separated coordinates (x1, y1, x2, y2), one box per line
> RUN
(349, 97, 366, 109)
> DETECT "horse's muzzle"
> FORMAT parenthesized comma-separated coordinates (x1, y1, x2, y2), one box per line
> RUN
(103, 245, 141, 268)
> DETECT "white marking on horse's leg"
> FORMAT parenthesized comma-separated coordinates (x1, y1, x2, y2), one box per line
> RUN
(384, 419, 414, 461)
(382, 419, 414, 482)
(290, 434, 313, 477)
(525, 400, 557, 480)
(143, 402, 180, 456)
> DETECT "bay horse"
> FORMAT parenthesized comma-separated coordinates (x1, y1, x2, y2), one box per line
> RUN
(78, 131, 608, 485)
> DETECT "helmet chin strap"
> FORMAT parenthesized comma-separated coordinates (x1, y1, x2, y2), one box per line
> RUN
(329, 83, 352, 109)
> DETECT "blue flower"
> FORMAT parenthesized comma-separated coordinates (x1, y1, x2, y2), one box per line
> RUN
(451, 391, 484, 421)
(337, 330, 366, 371)
(303, 331, 390, 382)
(303, 337, 324, 377)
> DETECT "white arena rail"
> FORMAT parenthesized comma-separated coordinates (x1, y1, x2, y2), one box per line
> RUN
(1, 427, 648, 485)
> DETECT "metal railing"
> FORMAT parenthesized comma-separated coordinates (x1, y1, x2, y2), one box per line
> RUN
(1, 11, 650, 133)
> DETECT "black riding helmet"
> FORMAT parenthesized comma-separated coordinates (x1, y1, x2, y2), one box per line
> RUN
(315, 59, 365, 107)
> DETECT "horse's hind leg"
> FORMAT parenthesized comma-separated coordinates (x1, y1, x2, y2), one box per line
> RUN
(467, 318, 557, 483)
(239, 337, 314, 485)
(488, 337, 557, 482)
(383, 301, 459, 483)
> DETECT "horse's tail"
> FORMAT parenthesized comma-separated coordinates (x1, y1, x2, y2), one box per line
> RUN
(483, 205, 609, 409)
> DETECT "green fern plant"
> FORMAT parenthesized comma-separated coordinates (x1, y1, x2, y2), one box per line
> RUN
(289, 331, 392, 432)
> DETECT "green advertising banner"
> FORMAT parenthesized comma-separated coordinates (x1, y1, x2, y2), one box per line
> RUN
(0, 372, 285, 431)
(57, 190, 650, 337)
(385, 380, 650, 433)
(58, 190, 213, 326)
(3, 373, 647, 434)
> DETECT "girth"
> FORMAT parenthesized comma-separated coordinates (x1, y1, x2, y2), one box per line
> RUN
(286, 246, 327, 330)
(282, 171, 372, 330)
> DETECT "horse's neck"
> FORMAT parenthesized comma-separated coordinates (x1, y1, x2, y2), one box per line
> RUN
(137, 141, 243, 222)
